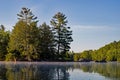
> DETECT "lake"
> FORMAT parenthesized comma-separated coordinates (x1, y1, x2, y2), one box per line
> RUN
(0, 62, 119, 80)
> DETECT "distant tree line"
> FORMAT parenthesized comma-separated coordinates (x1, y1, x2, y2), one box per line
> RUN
(0, 7, 73, 61)
(74, 41, 120, 62)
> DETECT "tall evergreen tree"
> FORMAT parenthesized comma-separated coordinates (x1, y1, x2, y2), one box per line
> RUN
(8, 7, 39, 61)
(38, 23, 55, 60)
(51, 12, 73, 60)
(17, 7, 37, 23)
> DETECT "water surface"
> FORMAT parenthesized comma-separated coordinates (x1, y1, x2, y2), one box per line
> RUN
(0, 62, 119, 80)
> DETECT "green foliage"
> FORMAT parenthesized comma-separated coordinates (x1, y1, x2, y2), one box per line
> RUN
(8, 7, 39, 61)
(80, 50, 92, 61)
(5, 53, 15, 61)
(117, 51, 120, 62)
(73, 53, 80, 61)
(63, 51, 74, 61)
(0, 25, 9, 60)
(1, 7, 120, 62)
(117, 57, 120, 62)
(0, 7, 73, 61)
(38, 23, 55, 60)
(17, 7, 38, 23)
(8, 20, 39, 61)
(74, 41, 120, 62)
(106, 50, 117, 61)
(51, 12, 73, 60)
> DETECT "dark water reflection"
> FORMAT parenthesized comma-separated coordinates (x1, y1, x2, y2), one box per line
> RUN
(0, 62, 120, 80)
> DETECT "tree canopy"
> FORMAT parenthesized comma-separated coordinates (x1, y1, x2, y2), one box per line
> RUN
(0, 7, 73, 61)
(51, 12, 73, 60)
(74, 41, 120, 62)
(0, 25, 9, 60)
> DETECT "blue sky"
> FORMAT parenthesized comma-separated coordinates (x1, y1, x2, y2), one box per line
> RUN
(0, 0, 120, 52)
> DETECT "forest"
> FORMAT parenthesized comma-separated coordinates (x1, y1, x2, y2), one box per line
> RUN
(0, 7, 73, 61)
(74, 40, 120, 62)
(0, 7, 120, 62)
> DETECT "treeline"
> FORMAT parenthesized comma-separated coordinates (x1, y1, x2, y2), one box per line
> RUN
(74, 41, 120, 62)
(0, 7, 73, 61)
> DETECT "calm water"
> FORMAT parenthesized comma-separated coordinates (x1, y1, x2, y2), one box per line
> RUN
(0, 62, 119, 80)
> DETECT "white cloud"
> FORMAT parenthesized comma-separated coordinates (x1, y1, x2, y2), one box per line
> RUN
(72, 25, 112, 30)
(70, 25, 120, 32)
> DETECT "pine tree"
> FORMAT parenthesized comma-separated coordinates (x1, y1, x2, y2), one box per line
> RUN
(8, 7, 39, 61)
(17, 7, 37, 23)
(51, 12, 73, 60)
(38, 23, 55, 60)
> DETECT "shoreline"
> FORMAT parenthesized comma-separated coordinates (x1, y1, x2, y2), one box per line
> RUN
(0, 61, 119, 63)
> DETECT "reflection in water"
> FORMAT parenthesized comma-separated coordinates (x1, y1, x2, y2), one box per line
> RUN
(72, 62, 120, 80)
(0, 62, 119, 80)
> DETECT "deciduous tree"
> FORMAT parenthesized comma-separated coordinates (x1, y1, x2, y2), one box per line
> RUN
(0, 25, 9, 60)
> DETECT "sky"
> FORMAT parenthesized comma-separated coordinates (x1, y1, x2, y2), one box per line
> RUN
(0, 0, 120, 52)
